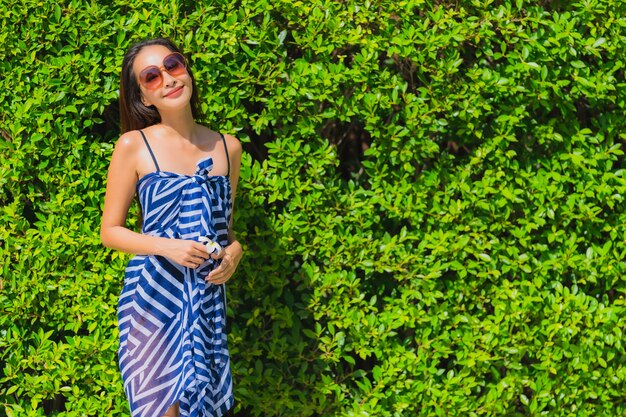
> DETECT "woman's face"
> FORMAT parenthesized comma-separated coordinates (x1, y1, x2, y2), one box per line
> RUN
(133, 44, 193, 112)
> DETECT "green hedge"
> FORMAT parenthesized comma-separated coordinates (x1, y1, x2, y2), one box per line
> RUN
(2, 0, 626, 416)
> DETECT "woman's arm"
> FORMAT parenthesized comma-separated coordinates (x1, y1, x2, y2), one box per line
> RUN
(207, 134, 243, 284)
(227, 133, 242, 244)
(100, 132, 210, 268)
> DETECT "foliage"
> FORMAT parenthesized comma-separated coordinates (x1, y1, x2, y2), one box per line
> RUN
(1, 0, 626, 416)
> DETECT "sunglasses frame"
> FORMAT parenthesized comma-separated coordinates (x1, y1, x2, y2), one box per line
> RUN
(138, 52, 187, 91)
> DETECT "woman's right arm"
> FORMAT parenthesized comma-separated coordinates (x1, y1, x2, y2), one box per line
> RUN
(100, 132, 209, 268)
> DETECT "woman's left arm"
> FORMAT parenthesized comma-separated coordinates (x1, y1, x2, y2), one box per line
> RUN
(206, 134, 243, 284)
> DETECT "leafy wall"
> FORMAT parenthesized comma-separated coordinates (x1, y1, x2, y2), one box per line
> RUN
(1, 0, 626, 416)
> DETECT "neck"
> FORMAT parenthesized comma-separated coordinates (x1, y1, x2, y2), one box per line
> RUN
(158, 105, 198, 143)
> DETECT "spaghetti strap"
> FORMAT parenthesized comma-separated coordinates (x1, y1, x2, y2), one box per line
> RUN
(219, 133, 230, 176)
(139, 130, 160, 172)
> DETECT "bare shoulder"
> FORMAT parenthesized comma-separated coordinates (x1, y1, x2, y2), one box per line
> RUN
(114, 130, 143, 153)
(223, 133, 242, 157)
(109, 131, 144, 175)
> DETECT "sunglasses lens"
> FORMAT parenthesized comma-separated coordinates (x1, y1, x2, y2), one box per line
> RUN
(164, 53, 186, 75)
(139, 54, 187, 90)
(140, 67, 162, 89)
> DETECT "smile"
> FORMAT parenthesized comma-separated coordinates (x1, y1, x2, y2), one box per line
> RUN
(164, 86, 184, 98)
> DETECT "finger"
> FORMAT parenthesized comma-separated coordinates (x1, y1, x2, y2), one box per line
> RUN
(192, 257, 207, 266)
(187, 254, 203, 263)
(195, 249, 210, 260)
(206, 264, 224, 280)
(207, 273, 230, 285)
(193, 241, 209, 250)
(193, 244, 211, 258)
(184, 255, 205, 268)
(209, 259, 238, 280)
(206, 265, 228, 283)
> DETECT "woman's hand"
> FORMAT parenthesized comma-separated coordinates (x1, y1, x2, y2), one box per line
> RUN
(206, 240, 243, 285)
(161, 239, 211, 269)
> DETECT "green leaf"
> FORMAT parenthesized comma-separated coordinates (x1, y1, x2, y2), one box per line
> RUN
(478, 253, 492, 262)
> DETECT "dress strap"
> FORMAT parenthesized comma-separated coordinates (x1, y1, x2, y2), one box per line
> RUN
(139, 130, 160, 171)
(219, 133, 230, 176)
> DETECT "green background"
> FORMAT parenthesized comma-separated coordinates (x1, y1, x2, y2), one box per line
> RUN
(1, 0, 626, 416)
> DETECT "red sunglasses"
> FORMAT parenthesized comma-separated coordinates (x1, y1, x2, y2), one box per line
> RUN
(138, 52, 187, 90)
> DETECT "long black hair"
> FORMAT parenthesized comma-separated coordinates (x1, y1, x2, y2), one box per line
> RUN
(119, 38, 202, 133)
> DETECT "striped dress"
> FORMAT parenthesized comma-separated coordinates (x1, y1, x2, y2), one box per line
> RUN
(117, 131, 234, 417)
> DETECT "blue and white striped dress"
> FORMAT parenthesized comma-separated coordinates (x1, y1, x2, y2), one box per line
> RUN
(117, 131, 234, 417)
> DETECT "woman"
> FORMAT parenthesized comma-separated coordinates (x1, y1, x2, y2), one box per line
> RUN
(101, 38, 243, 417)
